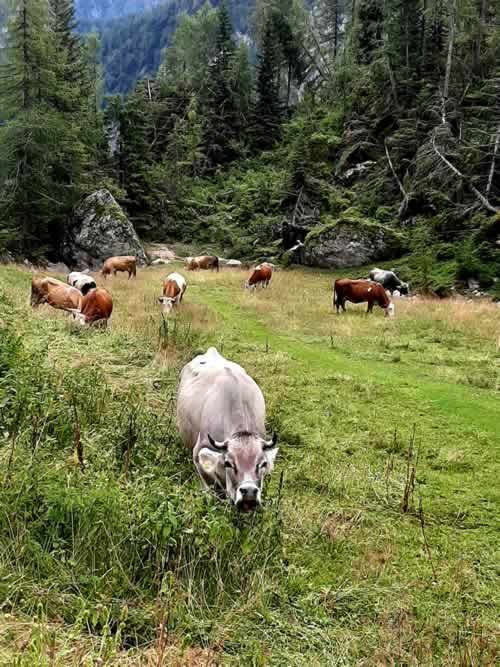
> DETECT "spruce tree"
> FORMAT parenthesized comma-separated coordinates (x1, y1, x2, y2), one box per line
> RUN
(203, 1, 240, 167)
(0, 0, 96, 258)
(0, 0, 55, 256)
(253, 14, 283, 149)
(353, 0, 384, 65)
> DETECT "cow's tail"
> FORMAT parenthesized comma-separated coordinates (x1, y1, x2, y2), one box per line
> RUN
(215, 257, 219, 272)
(333, 281, 337, 309)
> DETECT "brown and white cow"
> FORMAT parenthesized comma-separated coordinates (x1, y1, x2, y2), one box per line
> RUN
(101, 256, 137, 279)
(186, 255, 219, 272)
(31, 276, 82, 312)
(70, 288, 113, 327)
(158, 272, 187, 314)
(333, 279, 395, 317)
(245, 263, 273, 290)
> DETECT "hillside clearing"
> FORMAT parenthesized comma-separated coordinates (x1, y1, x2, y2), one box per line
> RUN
(0, 263, 499, 666)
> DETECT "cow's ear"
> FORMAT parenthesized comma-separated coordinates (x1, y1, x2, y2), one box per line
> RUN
(197, 447, 222, 476)
(263, 432, 277, 449)
(264, 447, 279, 469)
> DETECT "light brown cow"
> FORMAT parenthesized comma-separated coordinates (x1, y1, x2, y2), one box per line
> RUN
(333, 279, 395, 317)
(158, 272, 187, 314)
(245, 263, 273, 290)
(186, 255, 219, 272)
(31, 276, 82, 312)
(70, 288, 113, 327)
(101, 256, 137, 279)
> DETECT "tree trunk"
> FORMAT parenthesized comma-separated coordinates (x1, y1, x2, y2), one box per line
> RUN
(486, 123, 500, 197)
(443, 0, 456, 109)
(421, 0, 427, 65)
(473, 0, 488, 74)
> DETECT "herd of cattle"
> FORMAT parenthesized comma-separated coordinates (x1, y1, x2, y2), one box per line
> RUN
(29, 254, 410, 509)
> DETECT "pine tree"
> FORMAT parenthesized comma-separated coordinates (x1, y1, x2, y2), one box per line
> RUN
(353, 0, 384, 65)
(0, 0, 96, 258)
(203, 1, 240, 167)
(253, 14, 283, 149)
(0, 0, 55, 256)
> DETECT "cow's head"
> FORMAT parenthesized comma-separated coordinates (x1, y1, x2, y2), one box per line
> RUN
(385, 302, 395, 318)
(30, 290, 43, 308)
(196, 432, 279, 512)
(158, 296, 176, 314)
(399, 282, 409, 295)
(69, 309, 87, 326)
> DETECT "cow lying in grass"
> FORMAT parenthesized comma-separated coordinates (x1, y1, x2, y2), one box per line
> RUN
(31, 276, 82, 312)
(333, 279, 395, 317)
(69, 288, 113, 327)
(158, 272, 187, 314)
(177, 347, 279, 512)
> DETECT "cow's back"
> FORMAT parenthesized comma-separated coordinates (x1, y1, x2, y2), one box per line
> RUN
(177, 347, 265, 449)
(80, 289, 113, 322)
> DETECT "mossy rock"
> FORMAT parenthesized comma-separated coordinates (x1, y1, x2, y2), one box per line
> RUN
(64, 189, 147, 268)
(303, 213, 407, 269)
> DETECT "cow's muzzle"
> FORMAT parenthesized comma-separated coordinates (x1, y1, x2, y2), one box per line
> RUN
(235, 484, 261, 513)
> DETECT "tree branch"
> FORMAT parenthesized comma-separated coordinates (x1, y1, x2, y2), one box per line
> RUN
(384, 141, 408, 216)
(486, 123, 500, 197)
(431, 135, 498, 214)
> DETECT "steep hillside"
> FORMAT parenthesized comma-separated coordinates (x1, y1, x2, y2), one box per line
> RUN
(75, 0, 164, 21)
(79, 0, 254, 94)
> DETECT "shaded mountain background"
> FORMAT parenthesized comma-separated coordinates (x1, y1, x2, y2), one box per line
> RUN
(0, 0, 499, 297)
(78, 0, 255, 94)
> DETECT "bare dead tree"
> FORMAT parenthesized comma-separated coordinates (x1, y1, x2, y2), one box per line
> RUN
(385, 141, 408, 216)
(432, 134, 499, 214)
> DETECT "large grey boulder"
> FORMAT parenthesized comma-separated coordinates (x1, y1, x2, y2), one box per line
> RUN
(64, 189, 147, 268)
(303, 218, 406, 269)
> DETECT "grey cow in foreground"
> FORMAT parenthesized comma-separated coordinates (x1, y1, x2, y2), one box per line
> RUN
(176, 347, 279, 512)
(369, 268, 409, 295)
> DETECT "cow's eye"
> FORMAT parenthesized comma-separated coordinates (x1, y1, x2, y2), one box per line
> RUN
(259, 461, 267, 470)
(224, 460, 233, 469)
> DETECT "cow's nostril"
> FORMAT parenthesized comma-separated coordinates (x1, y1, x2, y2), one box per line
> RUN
(240, 485, 258, 499)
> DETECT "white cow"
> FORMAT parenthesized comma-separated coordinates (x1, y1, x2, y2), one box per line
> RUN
(176, 347, 279, 512)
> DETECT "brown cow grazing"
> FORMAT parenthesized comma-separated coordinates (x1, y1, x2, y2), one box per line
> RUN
(158, 272, 187, 314)
(245, 263, 273, 290)
(31, 276, 82, 312)
(101, 256, 137, 279)
(333, 279, 395, 317)
(186, 255, 219, 272)
(70, 288, 113, 327)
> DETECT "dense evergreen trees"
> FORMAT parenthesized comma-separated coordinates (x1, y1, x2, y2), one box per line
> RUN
(0, 0, 498, 287)
(0, 0, 104, 258)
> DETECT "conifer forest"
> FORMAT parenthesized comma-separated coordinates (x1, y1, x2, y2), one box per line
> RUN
(0, 0, 498, 291)
(1, 2, 500, 664)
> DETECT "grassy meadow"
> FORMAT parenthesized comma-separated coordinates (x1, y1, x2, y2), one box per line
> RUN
(0, 262, 499, 666)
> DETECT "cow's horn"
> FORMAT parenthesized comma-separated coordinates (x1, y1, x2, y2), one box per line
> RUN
(263, 432, 278, 449)
(207, 434, 228, 451)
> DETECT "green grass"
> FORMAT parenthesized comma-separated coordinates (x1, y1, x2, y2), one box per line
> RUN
(0, 263, 499, 665)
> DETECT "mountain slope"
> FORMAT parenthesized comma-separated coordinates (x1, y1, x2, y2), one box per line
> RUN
(76, 0, 164, 21)
(82, 0, 254, 95)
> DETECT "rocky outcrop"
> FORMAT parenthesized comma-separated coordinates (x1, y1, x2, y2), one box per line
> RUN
(63, 189, 146, 268)
(302, 218, 407, 269)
